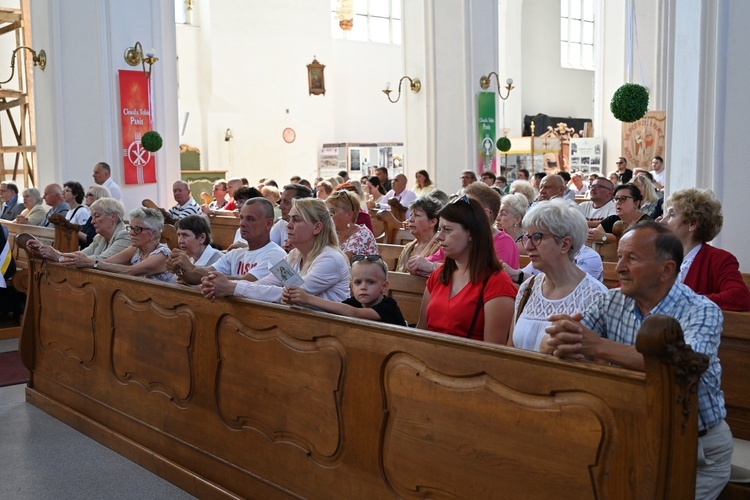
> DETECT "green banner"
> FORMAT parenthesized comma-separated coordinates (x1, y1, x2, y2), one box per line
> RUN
(477, 92, 496, 174)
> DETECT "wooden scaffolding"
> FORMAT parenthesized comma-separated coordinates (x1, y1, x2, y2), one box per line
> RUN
(0, 2, 38, 187)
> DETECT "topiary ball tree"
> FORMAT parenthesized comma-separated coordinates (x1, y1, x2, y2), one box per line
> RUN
(141, 131, 163, 152)
(610, 83, 649, 123)
(496, 136, 512, 153)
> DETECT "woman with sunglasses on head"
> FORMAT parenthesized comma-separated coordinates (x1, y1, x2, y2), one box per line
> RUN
(416, 197, 517, 344)
(202, 198, 350, 304)
(63, 207, 176, 282)
(326, 189, 378, 262)
(587, 183, 650, 244)
(509, 199, 607, 351)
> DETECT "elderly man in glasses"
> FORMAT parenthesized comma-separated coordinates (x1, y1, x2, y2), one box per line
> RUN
(577, 178, 616, 229)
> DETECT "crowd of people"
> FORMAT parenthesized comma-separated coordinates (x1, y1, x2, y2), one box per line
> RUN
(1, 154, 746, 498)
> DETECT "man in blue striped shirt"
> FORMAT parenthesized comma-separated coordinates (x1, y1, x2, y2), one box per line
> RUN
(545, 221, 732, 499)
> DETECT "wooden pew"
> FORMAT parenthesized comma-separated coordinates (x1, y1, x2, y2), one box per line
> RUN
(387, 271, 427, 327)
(208, 213, 240, 250)
(20, 262, 706, 499)
(368, 208, 386, 243)
(376, 209, 414, 244)
(0, 219, 79, 339)
(377, 243, 404, 271)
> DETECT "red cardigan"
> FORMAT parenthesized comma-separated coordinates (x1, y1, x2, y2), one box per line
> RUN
(683, 244, 750, 311)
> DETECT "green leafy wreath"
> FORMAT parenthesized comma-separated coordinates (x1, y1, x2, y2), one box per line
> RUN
(610, 83, 649, 122)
(496, 136, 512, 153)
(141, 131, 163, 152)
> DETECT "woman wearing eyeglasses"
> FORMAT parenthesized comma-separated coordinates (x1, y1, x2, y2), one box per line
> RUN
(202, 198, 350, 304)
(63, 207, 176, 282)
(587, 184, 650, 244)
(326, 189, 378, 262)
(416, 197, 516, 344)
(509, 199, 607, 351)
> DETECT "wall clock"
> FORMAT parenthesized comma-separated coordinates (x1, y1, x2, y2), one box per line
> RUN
(283, 127, 296, 144)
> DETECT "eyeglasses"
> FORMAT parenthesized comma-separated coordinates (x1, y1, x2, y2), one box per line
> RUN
(522, 232, 549, 246)
(616, 161, 625, 165)
(126, 225, 148, 234)
(613, 196, 634, 203)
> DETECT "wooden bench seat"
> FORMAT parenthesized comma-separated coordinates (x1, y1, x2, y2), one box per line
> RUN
(20, 261, 707, 498)
(207, 213, 239, 250)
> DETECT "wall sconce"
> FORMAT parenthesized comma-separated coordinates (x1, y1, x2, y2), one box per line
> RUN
(479, 72, 514, 100)
(124, 41, 159, 78)
(382, 76, 421, 103)
(0, 46, 46, 85)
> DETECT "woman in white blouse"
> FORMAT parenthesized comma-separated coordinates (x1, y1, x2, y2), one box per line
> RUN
(509, 199, 607, 352)
(202, 198, 350, 304)
(63, 181, 90, 226)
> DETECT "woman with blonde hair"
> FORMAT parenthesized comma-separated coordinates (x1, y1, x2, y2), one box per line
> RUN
(663, 188, 750, 311)
(509, 180, 536, 205)
(326, 189, 378, 261)
(632, 174, 662, 218)
(316, 180, 334, 200)
(201, 198, 350, 303)
(261, 184, 282, 220)
(497, 193, 529, 255)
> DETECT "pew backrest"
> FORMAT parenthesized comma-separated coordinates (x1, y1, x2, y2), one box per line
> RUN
(208, 213, 240, 250)
(387, 271, 427, 326)
(377, 243, 404, 271)
(20, 263, 707, 499)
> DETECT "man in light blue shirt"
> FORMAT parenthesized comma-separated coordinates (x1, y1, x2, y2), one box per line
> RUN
(544, 221, 732, 499)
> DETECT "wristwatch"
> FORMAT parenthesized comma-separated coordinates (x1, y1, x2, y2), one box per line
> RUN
(93, 260, 99, 269)
(601, 234, 608, 243)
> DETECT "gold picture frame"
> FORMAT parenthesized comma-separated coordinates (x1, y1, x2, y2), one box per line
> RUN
(307, 57, 326, 96)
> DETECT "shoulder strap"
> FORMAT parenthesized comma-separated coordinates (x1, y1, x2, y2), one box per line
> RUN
(466, 275, 491, 340)
(515, 275, 537, 322)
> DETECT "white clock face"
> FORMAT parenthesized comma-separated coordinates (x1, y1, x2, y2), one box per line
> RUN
(283, 128, 296, 143)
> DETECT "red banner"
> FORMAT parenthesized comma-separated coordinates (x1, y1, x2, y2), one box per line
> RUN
(119, 70, 157, 185)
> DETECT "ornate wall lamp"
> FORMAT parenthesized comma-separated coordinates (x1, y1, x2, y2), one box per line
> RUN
(124, 42, 159, 78)
(0, 46, 46, 85)
(382, 76, 421, 103)
(479, 72, 514, 100)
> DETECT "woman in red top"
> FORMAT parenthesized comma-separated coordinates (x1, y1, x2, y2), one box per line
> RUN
(416, 196, 517, 343)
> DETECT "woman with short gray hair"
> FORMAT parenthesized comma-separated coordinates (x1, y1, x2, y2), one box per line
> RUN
(65, 207, 175, 282)
(14, 188, 46, 225)
(509, 199, 607, 352)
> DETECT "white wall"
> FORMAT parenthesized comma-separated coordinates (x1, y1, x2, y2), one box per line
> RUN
(30, 0, 179, 212)
(521, 0, 594, 122)
(176, 0, 404, 184)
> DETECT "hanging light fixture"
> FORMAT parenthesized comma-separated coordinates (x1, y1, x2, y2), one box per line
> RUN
(335, 0, 354, 31)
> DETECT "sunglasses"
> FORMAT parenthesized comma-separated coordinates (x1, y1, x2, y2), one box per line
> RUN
(452, 194, 470, 205)
(616, 161, 625, 165)
(352, 255, 384, 264)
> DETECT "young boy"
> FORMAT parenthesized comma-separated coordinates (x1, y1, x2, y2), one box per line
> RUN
(282, 255, 406, 326)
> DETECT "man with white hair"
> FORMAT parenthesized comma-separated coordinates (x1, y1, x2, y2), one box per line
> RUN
(168, 180, 202, 219)
(40, 184, 70, 227)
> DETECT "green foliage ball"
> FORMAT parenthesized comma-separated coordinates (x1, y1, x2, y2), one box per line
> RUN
(141, 131, 163, 152)
(496, 136, 512, 152)
(610, 83, 649, 123)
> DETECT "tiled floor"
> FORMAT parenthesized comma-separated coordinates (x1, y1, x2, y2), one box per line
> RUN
(0, 340, 194, 499)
